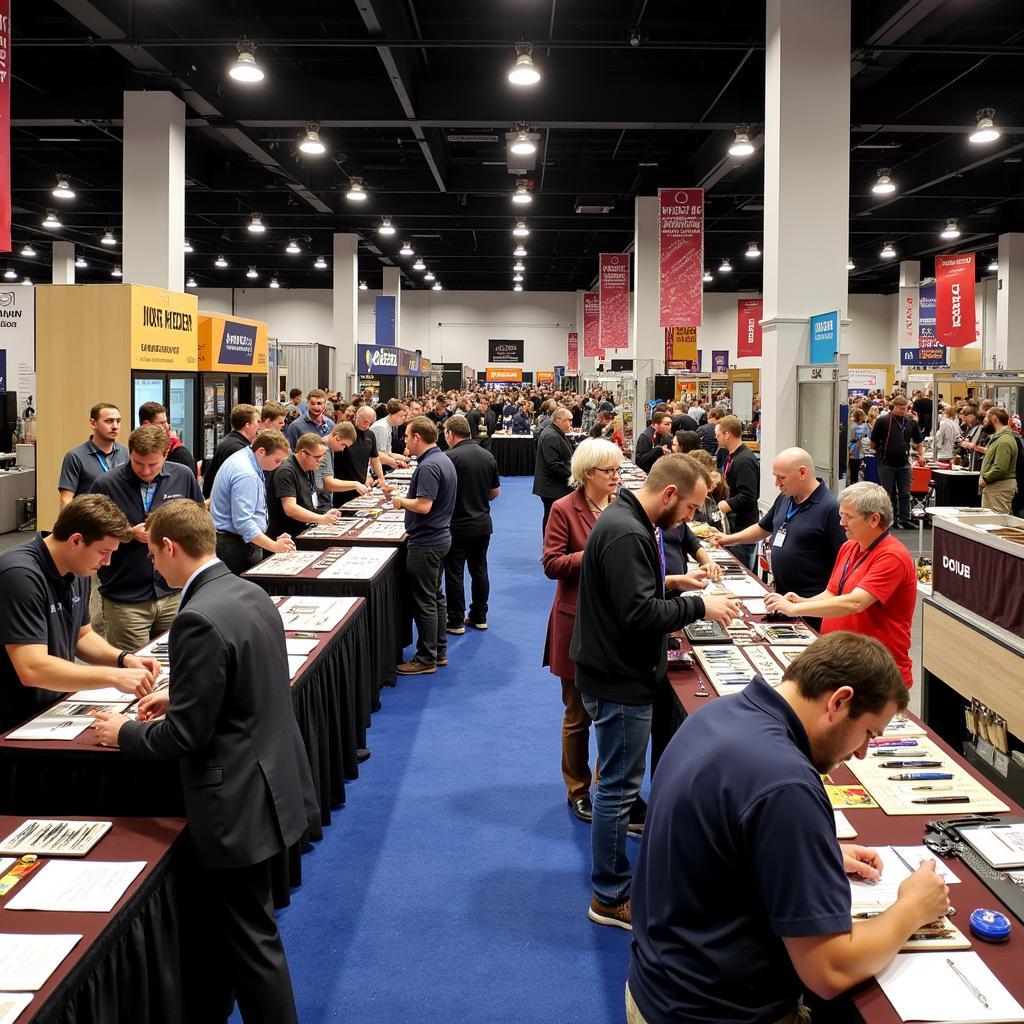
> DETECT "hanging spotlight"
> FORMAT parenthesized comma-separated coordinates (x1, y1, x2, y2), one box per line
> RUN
(399, 241, 414, 256)
(247, 213, 266, 234)
(510, 127, 537, 156)
(512, 179, 533, 205)
(432, 281, 442, 291)
(513, 261, 525, 272)
(3, 268, 16, 280)
(745, 241, 761, 258)
(346, 178, 368, 202)
(358, 280, 368, 291)
(513, 244, 528, 257)
(513, 283, 523, 292)
(872, 168, 897, 195)
(75, 256, 88, 269)
(229, 42, 264, 83)
(285, 239, 301, 254)
(111, 265, 122, 278)
(21, 244, 37, 257)
(52, 177, 75, 200)
(412, 258, 426, 271)
(186, 276, 198, 288)
(183, 238, 194, 253)
(21, 277, 32, 286)
(99, 230, 116, 247)
(702, 269, 713, 283)
(299, 124, 326, 155)
(513, 220, 529, 238)
(246, 266, 259, 279)
(508, 44, 541, 86)
(378, 217, 396, 236)
(42, 210, 61, 229)
(513, 273, 524, 282)
(269, 277, 280, 289)
(719, 258, 732, 273)
(728, 127, 755, 158)
(988, 257, 998, 272)
(969, 108, 1000, 145)
(847, 258, 855, 270)
(215, 255, 229, 268)
(314, 255, 328, 269)
(940, 219, 961, 240)
(880, 241, 896, 259)
(423, 270, 436, 282)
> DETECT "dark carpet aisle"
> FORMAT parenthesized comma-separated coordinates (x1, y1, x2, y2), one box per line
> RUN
(262, 476, 635, 1024)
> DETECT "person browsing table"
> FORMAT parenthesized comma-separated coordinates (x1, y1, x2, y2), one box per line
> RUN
(332, 407, 390, 506)
(268, 433, 342, 538)
(714, 415, 760, 568)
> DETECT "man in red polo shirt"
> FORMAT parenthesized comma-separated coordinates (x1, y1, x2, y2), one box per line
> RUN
(764, 482, 916, 687)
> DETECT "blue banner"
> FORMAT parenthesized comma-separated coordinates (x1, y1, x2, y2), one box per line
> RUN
(218, 321, 258, 366)
(374, 296, 396, 346)
(358, 343, 400, 376)
(919, 282, 936, 343)
(901, 346, 947, 366)
(809, 311, 840, 364)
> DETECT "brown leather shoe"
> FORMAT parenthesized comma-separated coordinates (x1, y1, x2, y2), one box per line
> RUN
(588, 895, 632, 930)
(396, 660, 436, 675)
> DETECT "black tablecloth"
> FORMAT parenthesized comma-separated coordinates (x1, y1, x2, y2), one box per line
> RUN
(491, 435, 537, 476)
(932, 470, 982, 507)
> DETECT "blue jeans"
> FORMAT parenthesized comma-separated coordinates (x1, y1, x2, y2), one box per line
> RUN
(581, 694, 653, 904)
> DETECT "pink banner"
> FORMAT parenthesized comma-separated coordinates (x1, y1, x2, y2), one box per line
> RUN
(0, 1, 10, 252)
(599, 253, 630, 350)
(736, 298, 763, 358)
(935, 253, 975, 347)
(583, 291, 601, 357)
(567, 331, 578, 374)
(659, 188, 703, 328)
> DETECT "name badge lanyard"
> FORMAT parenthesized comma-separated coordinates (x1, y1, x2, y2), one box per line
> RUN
(774, 497, 806, 547)
(95, 450, 111, 473)
(141, 482, 158, 514)
(836, 530, 890, 595)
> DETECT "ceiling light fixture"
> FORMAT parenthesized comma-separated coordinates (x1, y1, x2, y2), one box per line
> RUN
(510, 128, 537, 156)
(246, 266, 259, 279)
(423, 271, 435, 282)
(247, 213, 266, 234)
(513, 273, 524, 282)
(75, 256, 88, 268)
(3, 268, 16, 280)
(969, 108, 1000, 144)
(358, 280, 368, 291)
(513, 220, 529, 238)
(299, 124, 326, 155)
(186, 275, 198, 288)
(940, 218, 961, 240)
(847, 258, 855, 270)
(99, 230, 116, 247)
(399, 241, 414, 256)
(183, 238, 194, 253)
(880, 241, 896, 259)
(513, 261, 525, 272)
(42, 210, 61, 229)
(21, 277, 32, 286)
(728, 127, 754, 158)
(702, 269, 713, 282)
(285, 239, 301, 254)
(988, 257, 998, 272)
(314, 255, 327, 269)
(111, 265, 122, 278)
(229, 42, 264, 83)
(513, 283, 523, 292)
(432, 281, 442, 291)
(20, 244, 37, 257)
(745, 241, 761, 258)
(512, 179, 533, 205)
(378, 217, 396, 236)
(412, 258, 426, 271)
(872, 168, 897, 195)
(52, 177, 75, 200)
(513, 244, 527, 257)
(215, 255, 229, 268)
(346, 178, 368, 202)
(508, 44, 541, 87)
(719, 258, 732, 273)
(269, 277, 280, 288)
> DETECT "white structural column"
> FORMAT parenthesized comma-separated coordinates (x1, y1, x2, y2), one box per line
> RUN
(51, 241, 75, 285)
(632, 196, 661, 378)
(333, 234, 359, 386)
(122, 91, 186, 292)
(382, 266, 401, 346)
(760, 0, 851, 498)
(995, 233, 1024, 369)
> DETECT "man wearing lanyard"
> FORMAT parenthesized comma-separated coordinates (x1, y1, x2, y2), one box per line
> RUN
(715, 415, 760, 568)
(870, 396, 924, 529)
(89, 425, 204, 653)
(713, 448, 846, 630)
(268, 434, 342, 538)
(765, 482, 917, 687)
(284, 388, 335, 449)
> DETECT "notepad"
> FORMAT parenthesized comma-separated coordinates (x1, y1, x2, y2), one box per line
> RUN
(850, 846, 960, 912)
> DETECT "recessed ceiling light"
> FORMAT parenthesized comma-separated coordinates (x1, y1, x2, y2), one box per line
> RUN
(513, 283, 523, 292)
(969, 108, 1000, 144)
(20, 244, 37, 257)
(987, 258, 998, 272)
(346, 178, 368, 202)
(52, 177, 75, 200)
(246, 266, 259, 279)
(314, 255, 327, 269)
(358, 280, 368, 291)
(74, 256, 88, 268)
(42, 210, 61, 229)
(513, 244, 527, 257)
(378, 217, 396, 236)
(412, 258, 426, 271)
(513, 220, 529, 238)
(3, 268, 16, 280)
(872, 168, 896, 195)
(269, 277, 280, 288)
(247, 213, 266, 234)
(512, 179, 533, 205)
(423, 271, 435, 282)
(286, 239, 301, 254)
(215, 255, 229, 268)
(847, 258, 855, 270)
(880, 241, 896, 259)
(508, 45, 541, 86)
(432, 281, 442, 291)
(299, 124, 326, 155)
(510, 128, 536, 156)
(745, 241, 761, 258)
(111, 265, 122, 278)
(719, 258, 732, 273)
(940, 219, 961, 240)
(399, 241, 414, 256)
(99, 230, 116, 247)
(229, 43, 264, 83)
(186, 275, 197, 288)
(728, 127, 754, 158)
(702, 269, 713, 282)
(513, 261, 525, 272)
(183, 238, 194, 253)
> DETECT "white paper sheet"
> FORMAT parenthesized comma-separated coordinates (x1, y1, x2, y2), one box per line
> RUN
(0, 858, 15, 875)
(244, 549, 320, 576)
(850, 846, 960, 911)
(277, 596, 358, 632)
(834, 811, 857, 839)
(0, 992, 33, 1024)
(742, 598, 768, 615)
(318, 547, 395, 579)
(285, 638, 319, 656)
(876, 951, 1024, 1022)
(0, 933, 81, 991)
(5, 717, 92, 741)
(960, 823, 1024, 869)
(287, 655, 309, 677)
(720, 577, 768, 597)
(65, 688, 136, 704)
(5, 861, 146, 913)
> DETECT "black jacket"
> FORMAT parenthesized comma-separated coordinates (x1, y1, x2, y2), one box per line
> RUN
(570, 489, 706, 704)
(118, 563, 318, 869)
(466, 409, 498, 445)
(532, 424, 574, 500)
(722, 445, 760, 531)
(634, 427, 669, 473)
(201, 430, 250, 498)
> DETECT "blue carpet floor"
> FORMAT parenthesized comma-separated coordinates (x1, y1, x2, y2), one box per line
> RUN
(254, 476, 637, 1023)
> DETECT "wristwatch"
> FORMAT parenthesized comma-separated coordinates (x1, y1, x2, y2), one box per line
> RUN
(117, 650, 129, 668)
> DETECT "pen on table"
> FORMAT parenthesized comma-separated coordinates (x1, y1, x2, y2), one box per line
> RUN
(869, 738, 919, 747)
(912, 796, 971, 804)
(946, 958, 990, 1009)
(911, 784, 953, 791)
(871, 749, 927, 757)
(880, 760, 944, 768)
(889, 772, 955, 781)
(291, 632, 317, 639)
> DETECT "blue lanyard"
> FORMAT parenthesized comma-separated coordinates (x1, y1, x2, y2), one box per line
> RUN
(785, 498, 805, 522)
(306, 470, 316, 491)
(141, 482, 158, 513)
(96, 452, 110, 473)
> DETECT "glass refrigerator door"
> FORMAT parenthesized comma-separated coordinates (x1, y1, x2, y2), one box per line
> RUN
(201, 376, 222, 461)
(253, 378, 266, 408)
(132, 376, 165, 427)
(168, 377, 196, 453)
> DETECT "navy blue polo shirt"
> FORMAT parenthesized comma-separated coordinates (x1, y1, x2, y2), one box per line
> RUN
(758, 481, 847, 598)
(0, 535, 91, 732)
(404, 444, 457, 549)
(90, 461, 204, 602)
(629, 677, 851, 1024)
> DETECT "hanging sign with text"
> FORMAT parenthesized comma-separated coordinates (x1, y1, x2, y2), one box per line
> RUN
(664, 326, 697, 369)
(198, 313, 269, 373)
(488, 339, 524, 363)
(582, 291, 601, 357)
(711, 350, 729, 373)
(935, 253, 976, 347)
(599, 253, 630, 350)
(809, 310, 840, 364)
(658, 188, 703, 328)
(129, 285, 199, 371)
(901, 346, 947, 366)
(0, 1, 10, 252)
(898, 285, 919, 350)
(567, 331, 579, 374)
(736, 298, 763, 358)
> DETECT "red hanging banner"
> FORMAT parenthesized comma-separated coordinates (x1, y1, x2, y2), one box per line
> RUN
(567, 331, 578, 374)
(582, 291, 601, 357)
(659, 188, 704, 328)
(934, 253, 975, 347)
(599, 253, 630, 350)
(0, 1, 10, 252)
(736, 298, 763, 358)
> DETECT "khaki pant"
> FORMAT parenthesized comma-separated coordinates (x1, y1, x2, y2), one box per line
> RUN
(102, 593, 180, 653)
(625, 983, 810, 1024)
(981, 477, 1016, 515)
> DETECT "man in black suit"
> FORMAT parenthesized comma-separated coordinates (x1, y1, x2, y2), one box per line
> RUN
(466, 396, 498, 450)
(91, 500, 317, 1024)
(532, 405, 574, 536)
(634, 412, 673, 472)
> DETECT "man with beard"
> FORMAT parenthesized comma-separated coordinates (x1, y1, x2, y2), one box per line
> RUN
(627, 633, 949, 1024)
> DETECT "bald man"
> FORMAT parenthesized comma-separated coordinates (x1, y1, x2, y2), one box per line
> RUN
(713, 448, 846, 629)
(330, 406, 389, 506)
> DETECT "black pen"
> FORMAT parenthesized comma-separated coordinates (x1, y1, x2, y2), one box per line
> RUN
(880, 760, 944, 768)
(912, 796, 970, 804)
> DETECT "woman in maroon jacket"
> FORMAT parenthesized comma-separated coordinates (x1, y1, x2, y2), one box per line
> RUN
(542, 438, 622, 823)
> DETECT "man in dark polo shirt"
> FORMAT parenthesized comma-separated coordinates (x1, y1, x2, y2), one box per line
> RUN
(90, 425, 204, 652)
(629, 634, 949, 1024)
(269, 434, 342, 538)
(713, 447, 846, 630)
(442, 415, 500, 634)
(332, 407, 389, 506)
(0, 495, 158, 733)
(391, 416, 457, 675)
(58, 402, 129, 508)
(138, 401, 198, 477)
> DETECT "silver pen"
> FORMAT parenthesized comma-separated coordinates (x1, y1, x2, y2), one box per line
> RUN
(946, 958, 990, 1009)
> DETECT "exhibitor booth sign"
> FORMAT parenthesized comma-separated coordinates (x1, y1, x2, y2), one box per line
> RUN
(658, 188, 703, 328)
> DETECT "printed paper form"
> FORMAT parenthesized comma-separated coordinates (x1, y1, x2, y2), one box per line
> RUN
(5, 860, 147, 913)
(0, 993, 33, 1024)
(0, 933, 81, 991)
(850, 846, 960, 912)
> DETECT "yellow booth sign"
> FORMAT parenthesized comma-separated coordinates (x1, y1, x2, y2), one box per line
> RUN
(129, 285, 199, 370)
(197, 313, 269, 372)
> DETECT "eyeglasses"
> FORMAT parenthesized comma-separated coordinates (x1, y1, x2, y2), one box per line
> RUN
(593, 467, 621, 477)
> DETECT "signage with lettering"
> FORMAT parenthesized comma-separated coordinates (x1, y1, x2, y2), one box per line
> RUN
(488, 339, 524, 363)
(0, 1, 10, 251)
(583, 292, 601, 357)
(658, 188, 703, 328)
(358, 343, 400, 376)
(736, 298, 763, 358)
(536, 371, 555, 383)
(130, 285, 199, 371)
(935, 252, 976, 347)
(711, 350, 729, 373)
(901, 346, 947, 366)
(0, 287, 34, 413)
(197, 313, 268, 373)
(567, 331, 578, 374)
(485, 367, 522, 382)
(599, 253, 630, 350)
(809, 311, 839, 364)
(898, 285, 919, 350)
(664, 326, 697, 369)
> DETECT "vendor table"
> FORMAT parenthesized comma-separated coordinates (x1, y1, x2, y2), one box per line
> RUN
(931, 468, 982, 508)
(0, 814, 190, 1024)
(0, 598, 370, 907)
(490, 434, 537, 476)
(0, 467, 35, 533)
